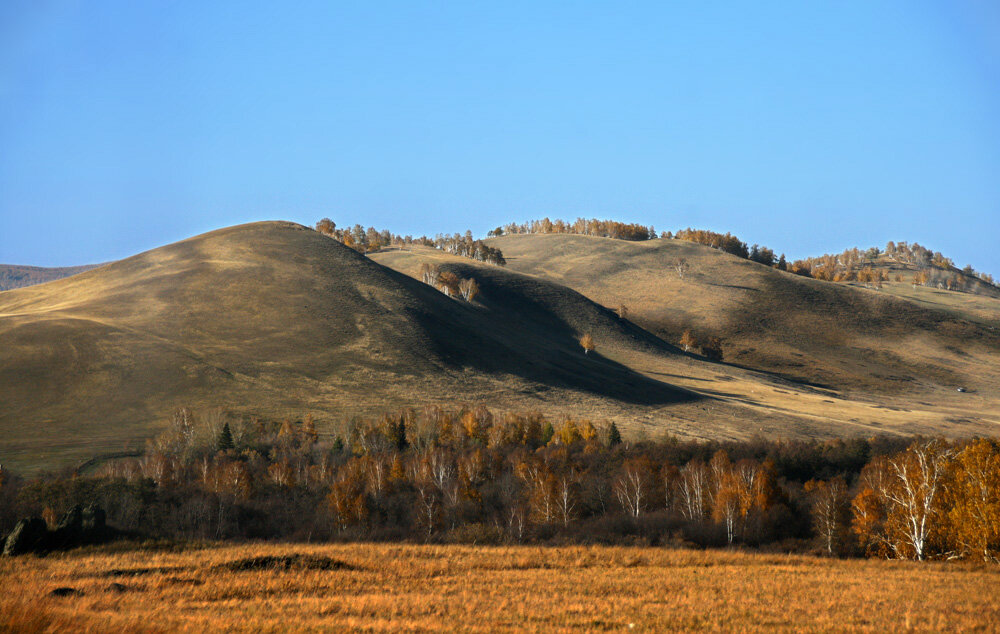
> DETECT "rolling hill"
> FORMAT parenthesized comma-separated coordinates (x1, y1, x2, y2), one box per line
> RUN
(4, 222, 1000, 474)
(0, 222, 695, 473)
(486, 233, 1000, 393)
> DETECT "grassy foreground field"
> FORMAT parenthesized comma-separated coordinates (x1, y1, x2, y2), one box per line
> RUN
(3, 543, 999, 632)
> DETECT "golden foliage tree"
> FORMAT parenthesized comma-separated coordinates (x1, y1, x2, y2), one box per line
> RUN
(944, 439, 1000, 561)
(851, 441, 953, 560)
(438, 271, 460, 297)
(579, 333, 595, 355)
(679, 329, 697, 353)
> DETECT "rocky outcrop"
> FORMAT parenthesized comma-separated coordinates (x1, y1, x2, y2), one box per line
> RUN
(2, 505, 114, 556)
(2, 517, 48, 556)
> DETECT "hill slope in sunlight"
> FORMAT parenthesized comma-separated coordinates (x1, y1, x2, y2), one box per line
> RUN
(0, 222, 693, 472)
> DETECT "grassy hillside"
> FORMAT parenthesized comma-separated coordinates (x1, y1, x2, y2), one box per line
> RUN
(0, 263, 102, 291)
(474, 233, 1000, 440)
(0, 222, 693, 473)
(487, 233, 1000, 392)
(5, 222, 1000, 474)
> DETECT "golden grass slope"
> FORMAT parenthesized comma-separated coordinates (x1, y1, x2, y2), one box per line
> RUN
(487, 233, 1000, 394)
(0, 222, 692, 473)
(374, 243, 1000, 442)
(3, 542, 999, 632)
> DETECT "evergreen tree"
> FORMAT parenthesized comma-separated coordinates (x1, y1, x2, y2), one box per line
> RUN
(607, 422, 622, 448)
(217, 422, 235, 452)
(394, 420, 409, 451)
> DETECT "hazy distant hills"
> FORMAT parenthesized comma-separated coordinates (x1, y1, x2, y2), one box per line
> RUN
(3, 221, 1000, 474)
(0, 263, 103, 291)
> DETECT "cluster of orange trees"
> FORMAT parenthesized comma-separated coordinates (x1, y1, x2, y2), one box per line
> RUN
(314, 219, 505, 266)
(418, 264, 479, 301)
(673, 228, 751, 259)
(488, 218, 657, 241)
(790, 241, 996, 293)
(3, 406, 998, 562)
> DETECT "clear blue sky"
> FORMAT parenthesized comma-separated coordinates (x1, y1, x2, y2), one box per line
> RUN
(2, 1, 998, 274)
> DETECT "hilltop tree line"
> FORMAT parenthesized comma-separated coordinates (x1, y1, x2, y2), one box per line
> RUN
(488, 218, 658, 241)
(314, 216, 994, 294)
(314, 219, 505, 266)
(3, 406, 999, 562)
(489, 220, 785, 267)
(791, 241, 996, 293)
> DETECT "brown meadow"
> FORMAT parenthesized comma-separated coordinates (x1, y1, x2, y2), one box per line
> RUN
(3, 543, 999, 632)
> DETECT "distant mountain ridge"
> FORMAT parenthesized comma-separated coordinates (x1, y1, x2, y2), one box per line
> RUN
(0, 263, 104, 291)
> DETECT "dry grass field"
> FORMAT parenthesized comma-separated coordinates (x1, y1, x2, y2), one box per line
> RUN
(3, 542, 999, 632)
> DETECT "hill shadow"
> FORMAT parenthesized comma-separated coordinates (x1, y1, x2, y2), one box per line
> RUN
(398, 262, 699, 406)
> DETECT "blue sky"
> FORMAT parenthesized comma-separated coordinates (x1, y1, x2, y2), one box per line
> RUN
(1, 1, 998, 274)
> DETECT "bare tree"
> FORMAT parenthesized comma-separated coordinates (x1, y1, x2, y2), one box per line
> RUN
(676, 460, 711, 521)
(419, 262, 440, 287)
(555, 473, 578, 527)
(674, 258, 690, 280)
(615, 459, 651, 519)
(806, 476, 850, 556)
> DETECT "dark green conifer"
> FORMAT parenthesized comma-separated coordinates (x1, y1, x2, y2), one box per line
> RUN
(217, 422, 235, 451)
(607, 422, 622, 448)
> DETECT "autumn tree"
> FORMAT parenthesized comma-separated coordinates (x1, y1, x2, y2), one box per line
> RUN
(944, 439, 1000, 561)
(853, 440, 954, 560)
(438, 271, 460, 297)
(885, 440, 953, 560)
(458, 278, 479, 302)
(679, 330, 697, 353)
(516, 459, 557, 524)
(579, 333, 595, 355)
(315, 218, 336, 236)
